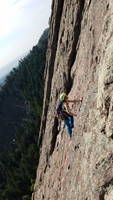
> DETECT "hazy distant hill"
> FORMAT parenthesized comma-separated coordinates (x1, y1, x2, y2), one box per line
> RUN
(0, 52, 28, 83)
(0, 76, 5, 84)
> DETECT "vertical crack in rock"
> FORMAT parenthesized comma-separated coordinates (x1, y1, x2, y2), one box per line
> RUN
(39, 0, 64, 149)
(66, 0, 85, 93)
(49, 0, 85, 156)
(49, 117, 59, 155)
(87, 0, 92, 10)
(99, 178, 113, 200)
(105, 96, 110, 118)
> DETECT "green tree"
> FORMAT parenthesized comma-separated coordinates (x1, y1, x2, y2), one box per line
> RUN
(0, 28, 48, 200)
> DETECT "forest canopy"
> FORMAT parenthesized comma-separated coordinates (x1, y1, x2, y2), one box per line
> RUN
(0, 28, 48, 200)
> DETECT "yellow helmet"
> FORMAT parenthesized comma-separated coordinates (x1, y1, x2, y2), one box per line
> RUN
(59, 92, 67, 101)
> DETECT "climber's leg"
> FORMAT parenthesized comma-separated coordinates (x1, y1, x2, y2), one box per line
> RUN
(65, 117, 72, 137)
(69, 115, 74, 128)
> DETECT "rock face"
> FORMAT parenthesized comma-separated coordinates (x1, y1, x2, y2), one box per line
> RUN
(32, 0, 113, 199)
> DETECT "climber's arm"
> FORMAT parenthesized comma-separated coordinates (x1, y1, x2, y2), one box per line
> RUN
(67, 98, 82, 103)
(64, 103, 77, 117)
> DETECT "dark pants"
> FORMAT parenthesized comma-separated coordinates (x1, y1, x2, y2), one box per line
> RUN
(64, 115, 74, 137)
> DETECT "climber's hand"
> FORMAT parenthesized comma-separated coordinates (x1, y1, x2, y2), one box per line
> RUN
(73, 98, 82, 103)
(74, 113, 77, 117)
(80, 97, 83, 102)
(71, 112, 77, 117)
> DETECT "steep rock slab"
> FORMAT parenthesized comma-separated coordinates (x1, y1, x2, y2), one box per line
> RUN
(32, 0, 113, 199)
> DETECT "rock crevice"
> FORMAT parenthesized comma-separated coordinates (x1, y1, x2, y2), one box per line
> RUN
(39, 0, 64, 148)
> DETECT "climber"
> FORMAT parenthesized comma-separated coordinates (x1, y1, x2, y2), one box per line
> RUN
(56, 92, 82, 138)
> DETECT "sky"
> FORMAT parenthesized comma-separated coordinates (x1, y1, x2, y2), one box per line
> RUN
(0, 0, 51, 70)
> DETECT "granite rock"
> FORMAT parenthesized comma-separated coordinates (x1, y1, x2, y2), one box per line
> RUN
(32, 0, 113, 199)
